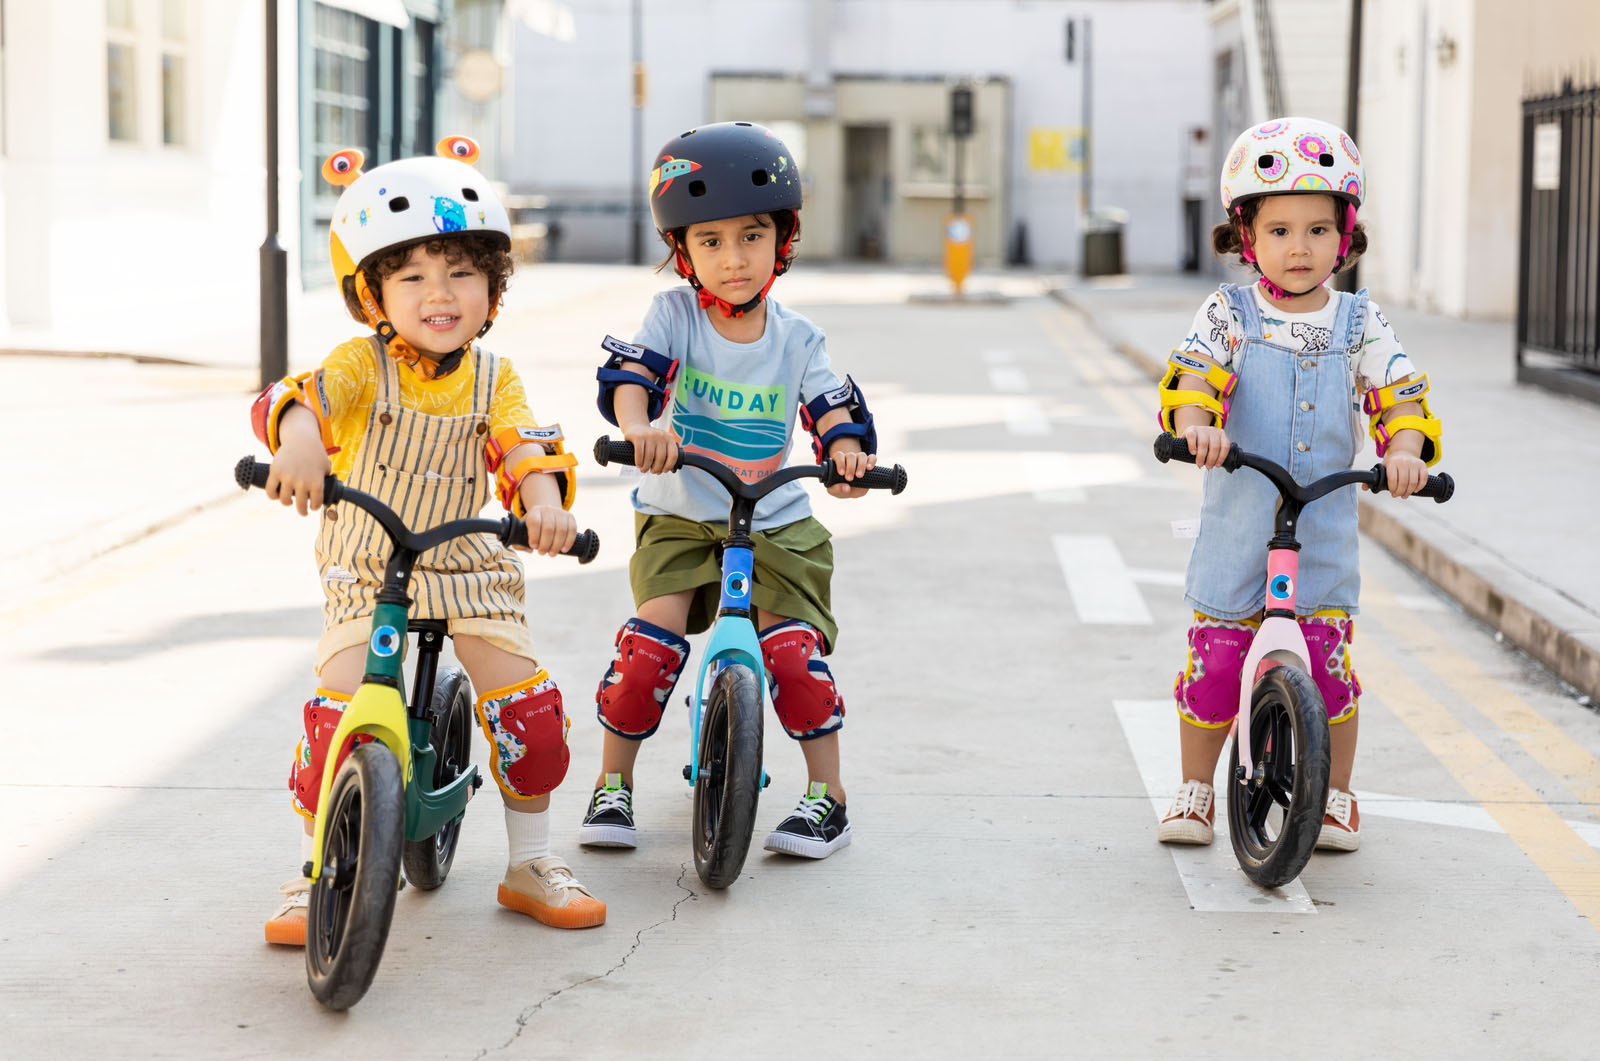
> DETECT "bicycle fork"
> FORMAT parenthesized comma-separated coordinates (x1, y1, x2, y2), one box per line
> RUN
(1233, 545, 1313, 788)
(683, 540, 770, 789)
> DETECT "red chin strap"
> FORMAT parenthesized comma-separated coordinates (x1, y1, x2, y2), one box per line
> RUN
(677, 230, 796, 319)
(1237, 202, 1356, 301)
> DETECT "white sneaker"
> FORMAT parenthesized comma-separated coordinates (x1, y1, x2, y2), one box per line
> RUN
(1316, 787, 1361, 851)
(264, 877, 310, 946)
(1157, 780, 1215, 845)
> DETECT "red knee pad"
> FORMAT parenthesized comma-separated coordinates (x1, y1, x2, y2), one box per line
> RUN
(759, 620, 844, 741)
(1299, 615, 1361, 721)
(1173, 619, 1256, 726)
(476, 674, 570, 798)
(288, 690, 370, 816)
(596, 618, 690, 739)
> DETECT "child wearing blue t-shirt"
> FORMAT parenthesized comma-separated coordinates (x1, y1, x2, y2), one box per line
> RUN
(577, 122, 878, 861)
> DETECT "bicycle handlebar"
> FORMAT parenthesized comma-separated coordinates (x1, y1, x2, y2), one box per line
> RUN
(1152, 433, 1455, 504)
(592, 436, 908, 497)
(234, 456, 599, 563)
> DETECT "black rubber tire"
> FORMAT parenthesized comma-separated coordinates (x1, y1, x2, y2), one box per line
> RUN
(402, 666, 474, 890)
(306, 743, 405, 1011)
(692, 664, 764, 889)
(1226, 664, 1331, 889)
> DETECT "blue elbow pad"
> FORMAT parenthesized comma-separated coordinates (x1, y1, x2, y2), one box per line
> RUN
(596, 334, 680, 425)
(799, 375, 876, 462)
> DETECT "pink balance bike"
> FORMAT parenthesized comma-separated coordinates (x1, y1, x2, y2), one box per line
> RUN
(1154, 433, 1454, 887)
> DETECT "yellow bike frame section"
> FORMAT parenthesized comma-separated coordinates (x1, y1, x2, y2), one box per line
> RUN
(307, 682, 413, 881)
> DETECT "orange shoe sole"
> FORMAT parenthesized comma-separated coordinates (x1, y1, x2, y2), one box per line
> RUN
(264, 916, 307, 946)
(496, 885, 606, 929)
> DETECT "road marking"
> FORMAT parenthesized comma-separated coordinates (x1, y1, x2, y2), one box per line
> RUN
(1004, 400, 1052, 436)
(1114, 700, 1315, 913)
(1358, 641, 1600, 932)
(987, 365, 1028, 392)
(1127, 567, 1186, 588)
(1356, 790, 1600, 849)
(981, 348, 1015, 364)
(1052, 535, 1151, 624)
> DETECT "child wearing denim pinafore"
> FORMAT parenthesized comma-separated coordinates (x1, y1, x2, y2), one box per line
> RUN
(1155, 117, 1443, 854)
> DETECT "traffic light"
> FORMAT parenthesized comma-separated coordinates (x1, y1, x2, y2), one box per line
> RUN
(950, 86, 974, 139)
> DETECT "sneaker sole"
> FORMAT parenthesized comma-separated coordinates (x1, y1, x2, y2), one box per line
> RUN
(1315, 828, 1361, 852)
(577, 823, 637, 849)
(264, 916, 306, 947)
(763, 824, 852, 859)
(496, 885, 607, 928)
(1156, 818, 1214, 845)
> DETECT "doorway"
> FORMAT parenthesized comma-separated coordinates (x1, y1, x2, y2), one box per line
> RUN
(843, 124, 891, 260)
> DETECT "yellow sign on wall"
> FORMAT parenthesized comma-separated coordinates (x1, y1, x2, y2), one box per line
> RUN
(1029, 128, 1086, 173)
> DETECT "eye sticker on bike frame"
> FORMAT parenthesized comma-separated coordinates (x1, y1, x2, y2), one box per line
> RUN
(723, 572, 749, 600)
(1270, 574, 1295, 600)
(371, 625, 401, 657)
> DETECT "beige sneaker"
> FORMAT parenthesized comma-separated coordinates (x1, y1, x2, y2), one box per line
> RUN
(497, 855, 606, 929)
(264, 877, 310, 946)
(1316, 787, 1361, 851)
(1157, 780, 1215, 845)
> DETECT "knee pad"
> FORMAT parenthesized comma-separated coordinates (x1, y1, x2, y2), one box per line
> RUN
(596, 618, 690, 740)
(476, 671, 570, 798)
(1299, 613, 1361, 723)
(289, 690, 369, 817)
(760, 620, 844, 741)
(1173, 616, 1257, 727)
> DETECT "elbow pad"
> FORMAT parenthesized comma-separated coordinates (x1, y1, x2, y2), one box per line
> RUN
(1157, 351, 1236, 433)
(250, 371, 337, 455)
(1364, 374, 1441, 466)
(488, 424, 579, 513)
(799, 375, 876, 462)
(595, 334, 679, 425)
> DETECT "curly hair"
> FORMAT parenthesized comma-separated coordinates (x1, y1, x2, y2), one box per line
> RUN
(656, 210, 801, 280)
(1211, 195, 1367, 270)
(341, 232, 515, 324)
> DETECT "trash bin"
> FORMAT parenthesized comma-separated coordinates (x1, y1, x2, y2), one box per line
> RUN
(1082, 207, 1127, 277)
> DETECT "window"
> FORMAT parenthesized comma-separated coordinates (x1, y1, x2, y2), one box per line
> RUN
(107, 0, 138, 142)
(409, 20, 435, 156)
(312, 2, 374, 192)
(160, 0, 186, 145)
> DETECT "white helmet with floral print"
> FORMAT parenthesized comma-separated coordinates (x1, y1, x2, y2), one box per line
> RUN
(1219, 116, 1365, 299)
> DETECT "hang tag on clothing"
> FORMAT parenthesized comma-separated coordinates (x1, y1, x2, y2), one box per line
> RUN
(1170, 518, 1201, 539)
(323, 564, 359, 585)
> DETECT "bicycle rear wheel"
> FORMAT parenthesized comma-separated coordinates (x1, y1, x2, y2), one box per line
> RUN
(306, 742, 405, 1011)
(692, 664, 763, 889)
(1226, 664, 1330, 889)
(402, 666, 474, 890)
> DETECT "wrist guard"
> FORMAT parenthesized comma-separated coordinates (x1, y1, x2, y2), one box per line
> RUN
(487, 424, 578, 514)
(799, 375, 876, 462)
(1363, 374, 1441, 465)
(595, 334, 679, 426)
(1157, 350, 1237, 433)
(250, 370, 337, 455)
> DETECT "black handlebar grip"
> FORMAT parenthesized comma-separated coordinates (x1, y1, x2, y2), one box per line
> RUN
(1419, 472, 1455, 504)
(821, 461, 908, 494)
(594, 436, 636, 467)
(235, 455, 267, 490)
(568, 529, 600, 564)
(1153, 434, 1191, 464)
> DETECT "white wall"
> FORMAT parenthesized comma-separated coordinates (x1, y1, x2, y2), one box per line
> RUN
(506, 0, 1212, 269)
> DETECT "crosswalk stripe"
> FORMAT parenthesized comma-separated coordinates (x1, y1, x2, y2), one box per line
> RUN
(1053, 535, 1151, 624)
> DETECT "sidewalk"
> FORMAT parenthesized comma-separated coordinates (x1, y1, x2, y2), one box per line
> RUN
(1052, 270, 1600, 704)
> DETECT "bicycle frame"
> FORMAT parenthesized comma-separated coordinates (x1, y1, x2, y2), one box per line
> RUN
(685, 541, 767, 788)
(1232, 541, 1314, 784)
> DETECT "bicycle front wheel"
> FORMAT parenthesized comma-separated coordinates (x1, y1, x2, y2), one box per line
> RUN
(402, 666, 474, 890)
(306, 742, 405, 1011)
(692, 664, 764, 889)
(1226, 664, 1331, 889)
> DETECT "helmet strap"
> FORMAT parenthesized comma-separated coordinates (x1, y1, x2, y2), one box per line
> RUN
(682, 229, 795, 319)
(1237, 204, 1344, 302)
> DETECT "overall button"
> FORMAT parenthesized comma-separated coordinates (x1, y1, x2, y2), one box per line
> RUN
(379, 412, 393, 425)
(1300, 359, 1314, 369)
(1299, 400, 1312, 411)
(476, 421, 488, 435)
(1296, 441, 1310, 452)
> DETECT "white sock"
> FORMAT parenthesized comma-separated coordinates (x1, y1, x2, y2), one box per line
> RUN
(300, 830, 315, 871)
(505, 807, 551, 867)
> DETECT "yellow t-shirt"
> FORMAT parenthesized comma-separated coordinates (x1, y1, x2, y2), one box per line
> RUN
(316, 338, 536, 480)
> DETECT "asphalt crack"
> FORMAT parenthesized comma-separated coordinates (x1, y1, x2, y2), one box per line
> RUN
(476, 863, 700, 1057)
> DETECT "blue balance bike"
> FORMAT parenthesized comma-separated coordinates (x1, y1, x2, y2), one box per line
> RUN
(594, 437, 907, 888)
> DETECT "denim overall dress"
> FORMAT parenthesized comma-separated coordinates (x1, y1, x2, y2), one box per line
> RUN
(1184, 284, 1367, 621)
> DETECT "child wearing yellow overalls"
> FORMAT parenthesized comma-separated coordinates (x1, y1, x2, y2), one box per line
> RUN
(251, 138, 604, 944)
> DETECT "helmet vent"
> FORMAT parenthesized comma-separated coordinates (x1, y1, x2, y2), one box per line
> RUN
(462, 187, 479, 201)
(389, 196, 411, 212)
(688, 180, 707, 197)
(1257, 155, 1274, 170)
(1319, 153, 1335, 166)
(734, 121, 752, 127)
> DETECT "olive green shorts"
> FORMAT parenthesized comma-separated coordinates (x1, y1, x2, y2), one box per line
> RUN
(630, 512, 838, 652)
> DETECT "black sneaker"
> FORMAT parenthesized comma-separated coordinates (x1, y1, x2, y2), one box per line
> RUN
(578, 773, 636, 849)
(763, 781, 851, 858)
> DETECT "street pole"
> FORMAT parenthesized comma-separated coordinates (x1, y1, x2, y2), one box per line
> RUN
(629, 0, 643, 265)
(1082, 17, 1092, 219)
(1338, 0, 1363, 292)
(259, 0, 288, 389)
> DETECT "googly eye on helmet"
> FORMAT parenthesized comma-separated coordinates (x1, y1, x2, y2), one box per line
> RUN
(322, 136, 512, 335)
(648, 121, 803, 318)
(1219, 116, 1365, 299)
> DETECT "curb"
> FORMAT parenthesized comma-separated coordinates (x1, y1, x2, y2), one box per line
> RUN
(1050, 286, 1600, 704)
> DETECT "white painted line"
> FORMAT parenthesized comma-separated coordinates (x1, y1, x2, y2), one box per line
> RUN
(1355, 790, 1600, 849)
(1114, 699, 1315, 913)
(1052, 536, 1152, 624)
(1035, 487, 1087, 504)
(1127, 567, 1186, 588)
(988, 366, 1029, 393)
(1004, 399, 1052, 437)
(981, 349, 1015, 364)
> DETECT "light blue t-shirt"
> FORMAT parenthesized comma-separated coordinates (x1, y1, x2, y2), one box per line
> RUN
(629, 287, 846, 530)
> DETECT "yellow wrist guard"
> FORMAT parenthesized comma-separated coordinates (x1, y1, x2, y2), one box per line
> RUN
(1364, 374, 1441, 465)
(251, 370, 337, 455)
(1157, 351, 1237, 432)
(489, 424, 578, 514)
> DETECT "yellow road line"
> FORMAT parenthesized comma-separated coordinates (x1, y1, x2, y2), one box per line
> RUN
(1362, 580, 1600, 811)
(1360, 639, 1600, 929)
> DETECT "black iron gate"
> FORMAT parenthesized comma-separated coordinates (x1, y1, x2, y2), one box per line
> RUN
(1518, 79, 1600, 400)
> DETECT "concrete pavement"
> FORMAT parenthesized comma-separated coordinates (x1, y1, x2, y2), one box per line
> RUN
(1052, 269, 1600, 705)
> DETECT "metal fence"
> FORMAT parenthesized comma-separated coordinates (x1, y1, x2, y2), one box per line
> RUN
(1518, 78, 1600, 401)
